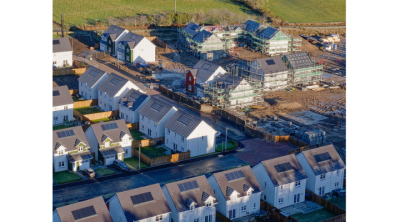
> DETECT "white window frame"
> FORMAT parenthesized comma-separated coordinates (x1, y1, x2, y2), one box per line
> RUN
(295, 181, 301, 187)
(189, 76, 192, 81)
(190, 205, 194, 211)
(59, 161, 65, 167)
(279, 198, 283, 204)
(105, 142, 110, 147)
(241, 206, 246, 212)
(320, 174, 326, 180)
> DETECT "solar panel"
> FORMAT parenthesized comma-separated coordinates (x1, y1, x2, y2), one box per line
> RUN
(112, 123, 118, 129)
(61, 131, 66, 137)
(192, 181, 199, 188)
(65, 130, 71, 137)
(53, 90, 60, 96)
(266, 59, 276, 65)
(56, 132, 62, 138)
(71, 206, 96, 220)
(110, 78, 121, 85)
(53, 40, 60, 45)
(131, 192, 154, 205)
(314, 152, 332, 162)
(101, 125, 106, 131)
(225, 170, 245, 181)
(178, 180, 199, 192)
(109, 123, 115, 130)
(225, 173, 232, 181)
(183, 182, 190, 190)
(187, 181, 194, 189)
(177, 115, 191, 126)
(178, 184, 185, 192)
(275, 162, 293, 173)
(105, 124, 110, 130)
(69, 130, 74, 136)
(237, 170, 244, 178)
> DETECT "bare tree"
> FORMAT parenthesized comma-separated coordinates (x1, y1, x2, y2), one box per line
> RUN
(259, 15, 268, 26)
(207, 9, 218, 25)
(139, 15, 147, 26)
(196, 9, 206, 25)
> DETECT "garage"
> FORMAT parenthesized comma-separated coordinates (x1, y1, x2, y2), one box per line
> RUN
(105, 155, 115, 165)
(80, 160, 91, 170)
(100, 147, 126, 165)
(67, 152, 94, 171)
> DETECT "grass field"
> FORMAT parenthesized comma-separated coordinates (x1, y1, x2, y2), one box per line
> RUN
(215, 140, 237, 152)
(92, 117, 111, 123)
(94, 168, 116, 176)
(53, 171, 82, 184)
(291, 208, 337, 222)
(53, 124, 74, 131)
(266, 0, 346, 23)
(124, 157, 148, 170)
(53, 0, 257, 27)
(329, 195, 346, 210)
(129, 129, 146, 141)
(135, 146, 166, 158)
(74, 106, 103, 115)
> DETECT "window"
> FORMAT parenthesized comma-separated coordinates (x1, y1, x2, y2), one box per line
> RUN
(100, 91, 102, 96)
(189, 76, 192, 81)
(181, 136, 184, 142)
(190, 205, 194, 211)
(254, 203, 256, 209)
(201, 136, 204, 140)
(64, 106, 68, 110)
(247, 190, 252, 196)
(294, 194, 300, 203)
(241, 206, 246, 212)
(213, 190, 215, 194)
(156, 215, 163, 221)
(319, 186, 325, 195)
(295, 181, 301, 187)
(126, 48, 129, 53)
(126, 115, 128, 120)
(54, 117, 58, 120)
(142, 125, 144, 129)
(105, 142, 110, 147)
(58, 150, 64, 155)
(264, 182, 267, 187)
(231, 194, 237, 202)
(174, 132, 176, 137)
(125, 149, 128, 154)
(108, 40, 111, 44)
(206, 201, 211, 207)
(188, 85, 192, 91)
(53, 61, 57, 65)
(181, 147, 184, 151)
(279, 198, 283, 204)
(154, 122, 157, 126)
(334, 182, 339, 187)
(194, 219, 199, 222)
(281, 186, 283, 190)
(141, 115, 144, 120)
(320, 174, 326, 180)
(78, 146, 83, 152)
(166, 139, 168, 144)
(205, 215, 212, 222)
(337, 170, 340, 176)
(126, 55, 129, 61)
(264, 195, 266, 200)
(59, 161, 65, 167)
(168, 129, 170, 134)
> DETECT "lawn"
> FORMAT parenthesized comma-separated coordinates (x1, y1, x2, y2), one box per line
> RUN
(266, 0, 346, 23)
(53, 171, 82, 184)
(74, 106, 103, 115)
(124, 157, 148, 170)
(291, 208, 337, 222)
(94, 168, 116, 177)
(71, 96, 80, 102)
(129, 129, 146, 141)
(135, 145, 166, 159)
(92, 118, 111, 123)
(53, 0, 257, 27)
(53, 124, 75, 131)
(329, 195, 346, 210)
(215, 140, 237, 152)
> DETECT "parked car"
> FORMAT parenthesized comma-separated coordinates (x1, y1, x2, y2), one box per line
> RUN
(82, 168, 96, 178)
(215, 131, 221, 137)
(113, 160, 130, 172)
(332, 189, 346, 197)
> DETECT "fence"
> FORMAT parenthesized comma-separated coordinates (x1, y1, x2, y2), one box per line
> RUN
(305, 189, 346, 215)
(126, 122, 139, 130)
(260, 201, 298, 222)
(216, 211, 232, 222)
(287, 146, 311, 155)
(75, 110, 119, 122)
(132, 148, 190, 167)
(53, 67, 87, 76)
(69, 89, 79, 96)
(321, 214, 346, 222)
(132, 137, 165, 149)
(73, 99, 98, 108)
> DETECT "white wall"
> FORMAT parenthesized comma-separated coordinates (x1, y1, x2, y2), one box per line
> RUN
(136, 212, 170, 222)
(109, 195, 128, 222)
(53, 104, 73, 125)
(162, 186, 179, 222)
(53, 51, 72, 68)
(53, 211, 61, 222)
(53, 153, 68, 172)
(252, 163, 275, 206)
(207, 176, 227, 213)
(121, 134, 133, 158)
(119, 96, 150, 123)
(79, 73, 109, 100)
(84, 126, 99, 161)
(132, 39, 156, 63)
(98, 81, 144, 111)
(139, 108, 177, 139)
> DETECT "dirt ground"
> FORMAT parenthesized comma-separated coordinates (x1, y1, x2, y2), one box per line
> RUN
(68, 37, 91, 55)
(53, 75, 80, 89)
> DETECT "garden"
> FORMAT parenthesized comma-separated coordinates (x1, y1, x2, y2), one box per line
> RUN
(53, 171, 82, 184)
(134, 145, 167, 159)
(94, 168, 116, 177)
(124, 157, 148, 170)
(74, 106, 103, 115)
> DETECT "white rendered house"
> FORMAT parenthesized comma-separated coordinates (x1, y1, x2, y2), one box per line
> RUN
(100, 25, 129, 56)
(53, 126, 93, 172)
(97, 73, 147, 111)
(108, 183, 171, 222)
(138, 96, 178, 139)
(249, 57, 289, 91)
(117, 31, 156, 64)
(53, 38, 72, 68)
(162, 175, 217, 222)
(77, 66, 109, 100)
(252, 154, 308, 209)
(84, 119, 133, 165)
(53, 85, 74, 125)
(164, 110, 216, 157)
(119, 89, 150, 123)
(207, 166, 262, 220)
(296, 145, 346, 196)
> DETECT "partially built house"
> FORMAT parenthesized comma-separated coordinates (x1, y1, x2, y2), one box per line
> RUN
(282, 52, 323, 86)
(247, 56, 289, 91)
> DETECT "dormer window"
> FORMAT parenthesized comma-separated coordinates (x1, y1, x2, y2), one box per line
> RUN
(78, 146, 83, 152)
(58, 150, 64, 155)
(231, 194, 237, 202)
(156, 215, 163, 221)
(105, 142, 110, 147)
(206, 201, 211, 207)
(190, 205, 194, 211)
(247, 190, 252, 196)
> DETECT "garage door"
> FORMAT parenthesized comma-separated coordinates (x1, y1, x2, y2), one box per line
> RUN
(80, 160, 90, 170)
(105, 156, 115, 165)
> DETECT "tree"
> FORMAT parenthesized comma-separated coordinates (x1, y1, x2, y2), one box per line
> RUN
(139, 15, 147, 26)
(207, 9, 218, 25)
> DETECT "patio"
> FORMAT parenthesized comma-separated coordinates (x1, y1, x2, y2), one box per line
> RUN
(280, 201, 324, 216)
(231, 210, 267, 222)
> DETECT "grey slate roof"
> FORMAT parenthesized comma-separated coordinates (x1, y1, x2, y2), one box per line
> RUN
(255, 56, 288, 74)
(216, 74, 243, 89)
(53, 38, 72, 53)
(53, 85, 73, 107)
(243, 184, 251, 192)
(120, 89, 149, 111)
(99, 146, 125, 156)
(192, 60, 223, 82)
(67, 151, 93, 163)
(138, 96, 176, 123)
(77, 66, 108, 88)
(164, 110, 204, 138)
(226, 186, 235, 197)
(183, 22, 201, 36)
(201, 191, 211, 202)
(186, 197, 195, 207)
(97, 73, 129, 97)
(90, 119, 132, 146)
(258, 26, 281, 40)
(285, 52, 314, 69)
(119, 32, 145, 49)
(261, 154, 308, 187)
(193, 30, 213, 43)
(102, 25, 126, 41)
(300, 144, 346, 176)
(244, 20, 263, 32)
(74, 139, 82, 147)
(53, 126, 90, 154)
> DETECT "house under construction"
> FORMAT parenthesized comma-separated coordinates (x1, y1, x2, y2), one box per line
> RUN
(282, 52, 323, 86)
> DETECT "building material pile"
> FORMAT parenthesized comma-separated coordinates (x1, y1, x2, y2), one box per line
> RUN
(302, 130, 326, 145)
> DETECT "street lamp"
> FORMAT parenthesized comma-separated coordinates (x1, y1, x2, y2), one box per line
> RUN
(138, 143, 141, 170)
(225, 127, 229, 152)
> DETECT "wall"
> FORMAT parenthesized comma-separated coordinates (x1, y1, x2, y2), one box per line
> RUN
(252, 163, 277, 207)
(296, 152, 317, 192)
(186, 71, 195, 93)
(78, 73, 109, 100)
(119, 96, 150, 124)
(274, 179, 307, 209)
(53, 154, 68, 172)
(186, 121, 216, 157)
(139, 108, 177, 139)
(225, 191, 261, 219)
(132, 38, 156, 63)
(84, 126, 100, 161)
(53, 51, 72, 68)
(53, 104, 74, 125)
(207, 175, 227, 214)
(162, 186, 179, 222)
(109, 195, 128, 222)
(53, 212, 62, 222)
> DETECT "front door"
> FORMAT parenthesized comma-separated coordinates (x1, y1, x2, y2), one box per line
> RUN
(319, 186, 325, 195)
(148, 129, 151, 137)
(118, 153, 122, 160)
(294, 194, 300, 203)
(108, 105, 112, 111)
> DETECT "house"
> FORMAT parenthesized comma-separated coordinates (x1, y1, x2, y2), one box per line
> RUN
(100, 25, 129, 56)
(53, 38, 72, 68)
(296, 145, 346, 196)
(248, 56, 289, 91)
(78, 66, 109, 100)
(108, 183, 171, 222)
(251, 154, 308, 209)
(207, 165, 262, 220)
(84, 119, 133, 165)
(119, 89, 150, 123)
(53, 196, 112, 222)
(186, 60, 226, 94)
(282, 52, 323, 86)
(97, 73, 146, 111)
(164, 110, 216, 157)
(162, 175, 217, 222)
(138, 96, 178, 138)
(53, 126, 93, 172)
(116, 31, 156, 64)
(53, 85, 74, 125)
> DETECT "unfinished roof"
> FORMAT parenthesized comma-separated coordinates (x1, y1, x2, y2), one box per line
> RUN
(164, 110, 204, 138)
(212, 165, 262, 201)
(78, 66, 108, 88)
(53, 126, 90, 154)
(216, 74, 244, 89)
(255, 56, 288, 74)
(164, 175, 217, 213)
(261, 154, 308, 187)
(244, 20, 263, 32)
(90, 119, 132, 146)
(102, 25, 126, 41)
(120, 89, 149, 111)
(285, 52, 314, 69)
(97, 73, 129, 97)
(192, 30, 214, 43)
(53, 85, 73, 107)
(138, 96, 176, 123)
(115, 183, 171, 221)
(53, 38, 72, 53)
(55, 196, 112, 222)
(192, 60, 223, 82)
(300, 144, 346, 176)
(183, 22, 201, 36)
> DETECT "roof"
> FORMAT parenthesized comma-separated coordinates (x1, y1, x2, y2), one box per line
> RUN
(187, 69, 198, 78)
(192, 30, 214, 43)
(53, 126, 90, 154)
(99, 146, 125, 156)
(261, 154, 308, 187)
(300, 145, 345, 176)
(120, 89, 149, 111)
(97, 73, 129, 97)
(258, 26, 281, 40)
(53, 85, 73, 107)
(192, 60, 223, 82)
(255, 56, 288, 74)
(164, 110, 204, 138)
(53, 38, 72, 53)
(90, 119, 132, 146)
(138, 96, 176, 123)
(119, 32, 145, 49)
(55, 196, 112, 222)
(183, 22, 201, 36)
(67, 151, 93, 163)
(164, 175, 217, 213)
(116, 183, 171, 221)
(244, 20, 263, 32)
(212, 165, 262, 201)
(102, 25, 126, 41)
(77, 66, 108, 88)
(285, 52, 315, 69)
(216, 74, 243, 89)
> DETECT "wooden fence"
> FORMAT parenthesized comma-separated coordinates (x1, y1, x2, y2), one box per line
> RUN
(260, 201, 298, 222)
(69, 89, 79, 96)
(305, 189, 346, 215)
(321, 214, 346, 222)
(132, 137, 165, 149)
(287, 146, 311, 155)
(73, 99, 98, 108)
(216, 211, 232, 222)
(126, 122, 139, 130)
(81, 110, 119, 122)
(53, 67, 87, 76)
(132, 148, 190, 167)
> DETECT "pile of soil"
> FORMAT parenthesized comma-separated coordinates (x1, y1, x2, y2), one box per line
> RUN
(69, 38, 90, 55)
(301, 38, 319, 52)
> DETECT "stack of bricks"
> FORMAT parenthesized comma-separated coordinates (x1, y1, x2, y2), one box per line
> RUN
(302, 130, 326, 145)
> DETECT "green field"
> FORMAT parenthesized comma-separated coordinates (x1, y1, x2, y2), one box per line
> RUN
(74, 106, 103, 115)
(53, 0, 256, 27)
(53, 171, 82, 184)
(329, 195, 346, 210)
(94, 168, 116, 176)
(266, 0, 346, 23)
(124, 157, 148, 170)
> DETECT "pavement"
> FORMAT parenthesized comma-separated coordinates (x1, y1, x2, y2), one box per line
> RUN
(279, 201, 324, 216)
